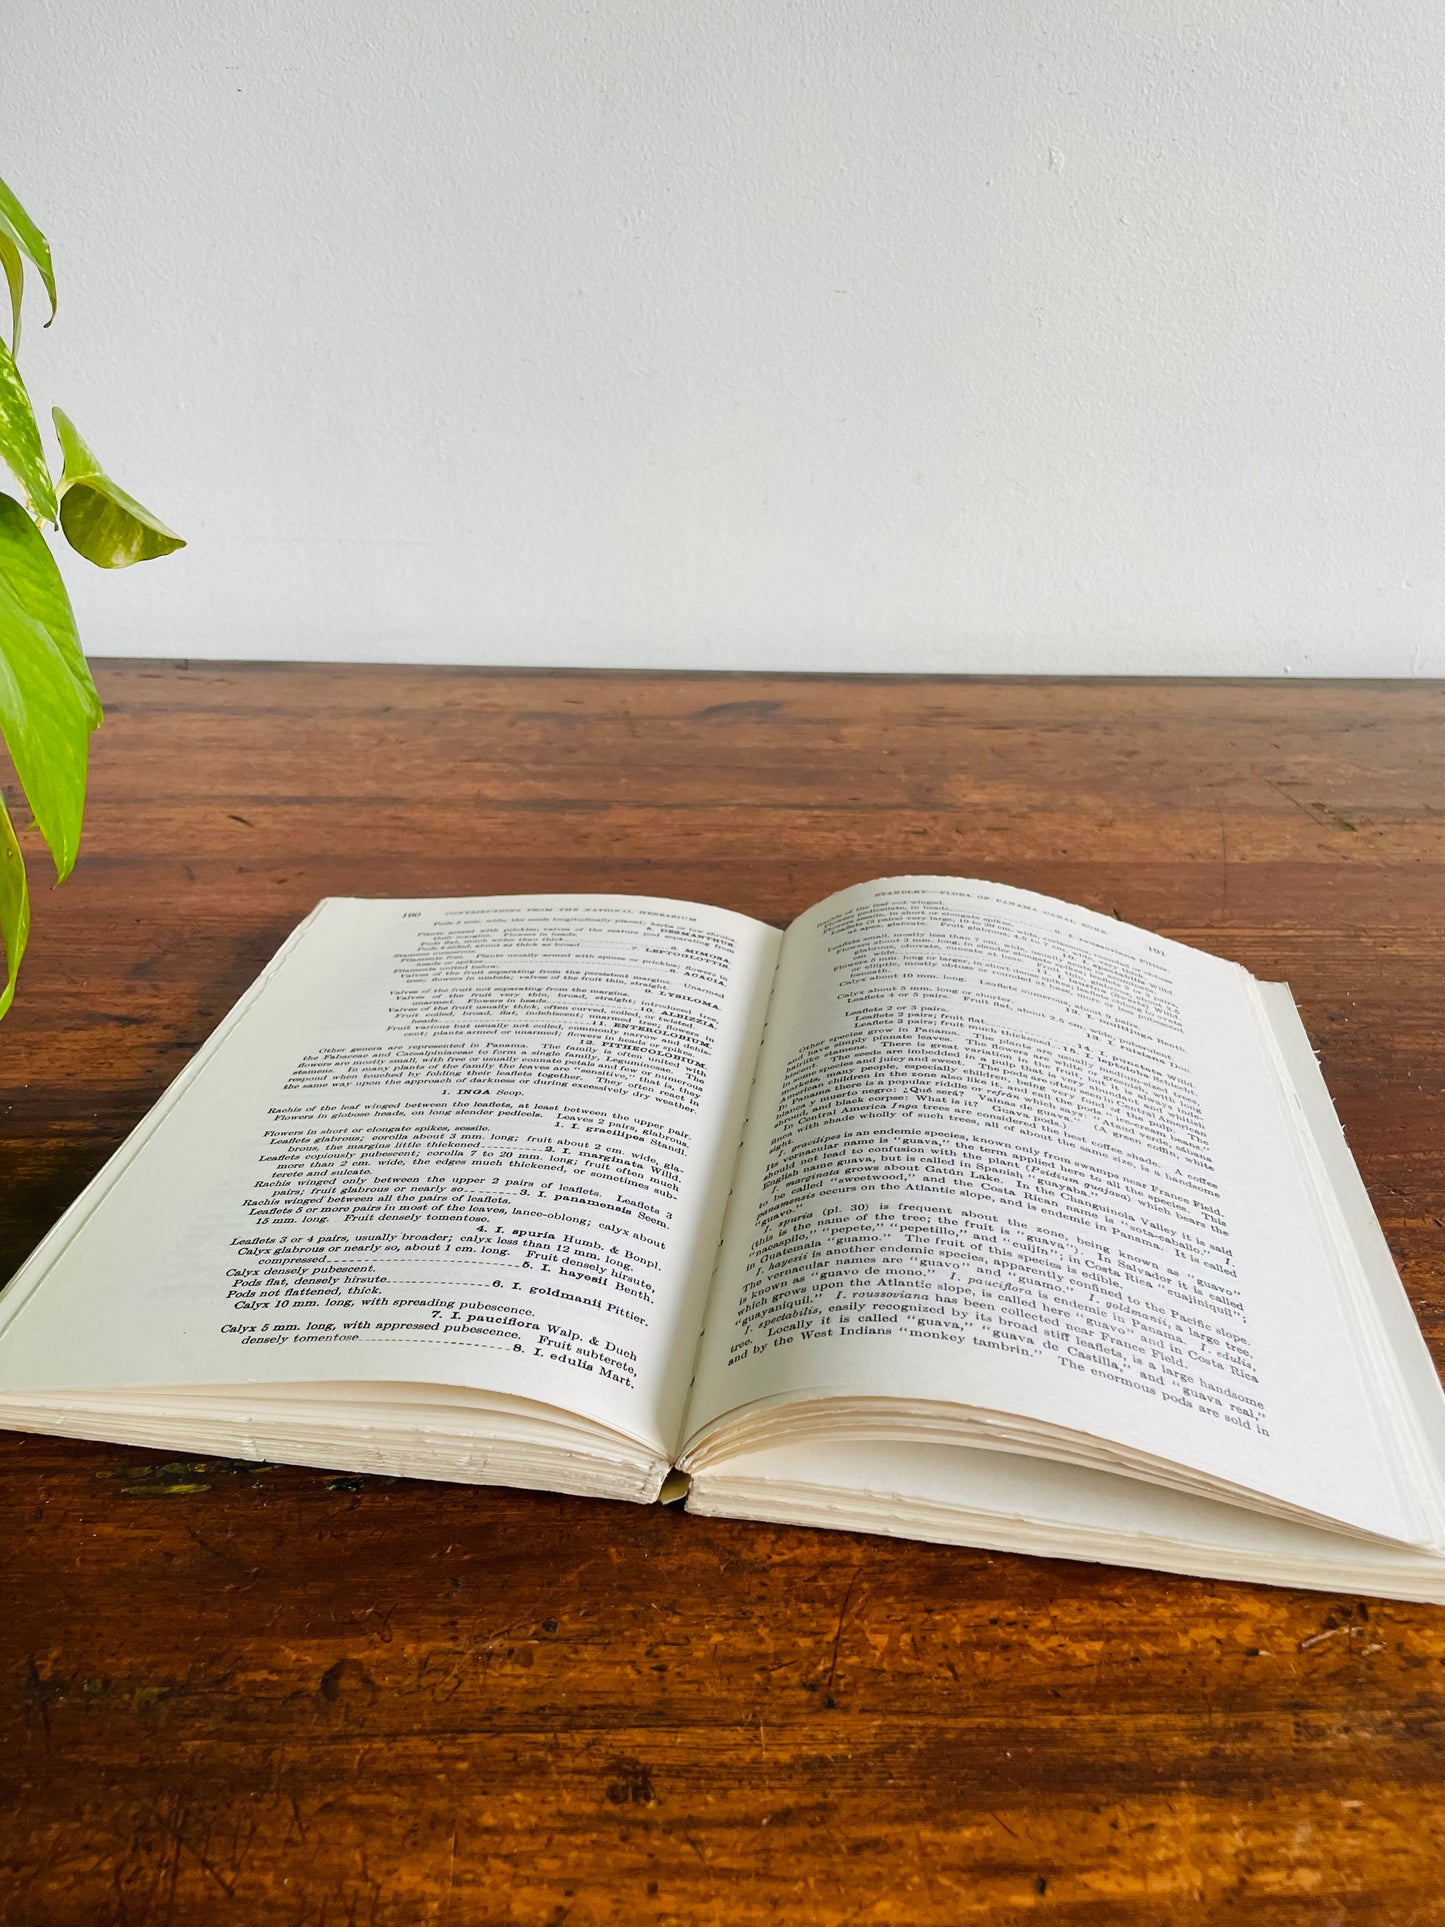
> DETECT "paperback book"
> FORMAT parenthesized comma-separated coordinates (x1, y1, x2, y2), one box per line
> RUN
(3, 877, 1443, 1601)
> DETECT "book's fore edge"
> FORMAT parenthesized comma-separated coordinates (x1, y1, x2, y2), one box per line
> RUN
(683, 1472, 1445, 1605)
(667, 927, 786, 1470)
(674, 1376, 1434, 1544)
(1252, 979, 1445, 1533)
(0, 899, 336, 1354)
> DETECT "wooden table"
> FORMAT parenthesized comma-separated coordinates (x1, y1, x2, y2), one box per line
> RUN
(2, 665, 1443, 1924)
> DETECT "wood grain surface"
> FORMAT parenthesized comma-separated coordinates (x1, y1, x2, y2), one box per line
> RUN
(2, 664, 1443, 1926)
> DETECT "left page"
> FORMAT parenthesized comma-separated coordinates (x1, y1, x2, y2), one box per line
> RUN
(0, 895, 780, 1462)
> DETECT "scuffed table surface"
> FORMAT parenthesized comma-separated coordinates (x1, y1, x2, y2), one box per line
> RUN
(2, 664, 1443, 1924)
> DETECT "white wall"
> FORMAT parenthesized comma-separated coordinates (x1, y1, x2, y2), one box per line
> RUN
(3, 1, 1443, 675)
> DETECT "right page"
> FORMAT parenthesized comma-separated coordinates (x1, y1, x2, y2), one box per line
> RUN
(684, 877, 1441, 1546)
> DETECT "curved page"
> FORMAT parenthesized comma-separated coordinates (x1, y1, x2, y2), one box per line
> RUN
(0, 895, 779, 1460)
(684, 876, 1428, 1545)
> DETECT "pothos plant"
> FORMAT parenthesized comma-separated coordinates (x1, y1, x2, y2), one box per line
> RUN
(0, 171, 183, 1022)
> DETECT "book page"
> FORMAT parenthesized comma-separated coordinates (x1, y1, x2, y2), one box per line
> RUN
(685, 877, 1425, 1543)
(0, 896, 779, 1458)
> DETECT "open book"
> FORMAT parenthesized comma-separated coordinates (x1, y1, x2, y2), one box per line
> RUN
(3, 878, 1444, 1601)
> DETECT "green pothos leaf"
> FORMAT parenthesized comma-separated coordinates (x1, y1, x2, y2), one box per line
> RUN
(0, 337, 57, 523)
(0, 491, 101, 881)
(0, 231, 22, 355)
(0, 787, 29, 1020)
(0, 173, 55, 325)
(53, 408, 183, 567)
